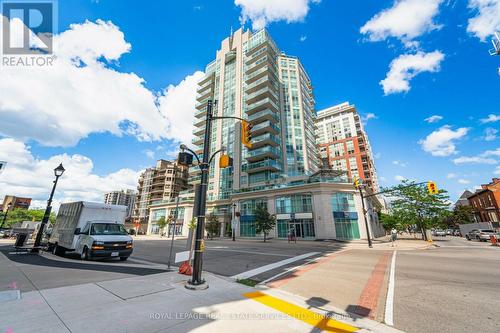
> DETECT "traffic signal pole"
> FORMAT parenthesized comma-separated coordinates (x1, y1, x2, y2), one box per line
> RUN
(188, 100, 213, 288)
(358, 186, 373, 248)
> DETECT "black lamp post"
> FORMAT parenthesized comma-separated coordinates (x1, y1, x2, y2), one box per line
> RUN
(232, 203, 236, 242)
(33, 163, 65, 252)
(0, 203, 12, 229)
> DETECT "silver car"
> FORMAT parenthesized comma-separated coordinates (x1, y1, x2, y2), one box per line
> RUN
(466, 229, 497, 242)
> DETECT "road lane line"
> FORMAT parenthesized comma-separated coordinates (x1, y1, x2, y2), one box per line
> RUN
(260, 249, 350, 287)
(244, 291, 358, 333)
(230, 252, 319, 280)
(384, 251, 397, 326)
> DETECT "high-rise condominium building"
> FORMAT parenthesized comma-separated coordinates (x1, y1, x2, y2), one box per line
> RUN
(315, 102, 379, 191)
(190, 28, 319, 202)
(132, 160, 188, 228)
(104, 189, 136, 218)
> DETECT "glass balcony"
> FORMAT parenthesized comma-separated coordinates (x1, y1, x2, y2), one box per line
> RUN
(246, 86, 279, 105)
(252, 121, 280, 136)
(247, 109, 279, 124)
(246, 97, 279, 115)
(242, 159, 281, 173)
(245, 146, 280, 162)
(251, 133, 280, 148)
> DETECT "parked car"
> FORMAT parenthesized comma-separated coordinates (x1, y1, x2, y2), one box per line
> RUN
(433, 229, 447, 237)
(466, 229, 497, 242)
(446, 229, 453, 235)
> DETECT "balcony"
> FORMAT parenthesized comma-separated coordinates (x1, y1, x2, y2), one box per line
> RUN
(252, 121, 280, 136)
(193, 126, 205, 137)
(194, 107, 207, 119)
(245, 146, 280, 162)
(251, 133, 280, 149)
(245, 74, 276, 94)
(246, 65, 277, 84)
(242, 159, 281, 173)
(246, 97, 279, 115)
(247, 109, 279, 124)
(198, 72, 215, 87)
(195, 98, 210, 111)
(246, 86, 279, 105)
(194, 117, 205, 128)
(246, 46, 273, 65)
(196, 88, 212, 102)
(191, 135, 204, 146)
(246, 55, 273, 74)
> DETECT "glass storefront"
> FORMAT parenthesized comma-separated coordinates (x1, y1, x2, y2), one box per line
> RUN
(277, 219, 315, 239)
(331, 193, 360, 240)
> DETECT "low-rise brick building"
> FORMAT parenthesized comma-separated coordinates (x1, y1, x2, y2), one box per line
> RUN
(468, 178, 500, 223)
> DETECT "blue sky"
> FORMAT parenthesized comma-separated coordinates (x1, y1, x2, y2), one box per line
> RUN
(0, 0, 499, 206)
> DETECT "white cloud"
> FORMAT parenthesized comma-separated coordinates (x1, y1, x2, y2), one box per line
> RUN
(458, 179, 471, 184)
(380, 51, 444, 95)
(0, 138, 141, 209)
(143, 149, 155, 159)
(483, 148, 500, 157)
(446, 172, 458, 179)
(157, 71, 205, 145)
(235, 0, 320, 30)
(300, 35, 307, 42)
(495, 166, 500, 175)
(360, 0, 443, 44)
(395, 175, 407, 181)
(480, 114, 500, 123)
(425, 115, 443, 123)
(392, 160, 408, 167)
(467, 0, 500, 41)
(453, 156, 497, 164)
(419, 125, 469, 156)
(0, 17, 202, 147)
(484, 127, 498, 141)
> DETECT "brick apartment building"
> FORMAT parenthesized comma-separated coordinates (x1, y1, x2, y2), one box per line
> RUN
(468, 178, 500, 223)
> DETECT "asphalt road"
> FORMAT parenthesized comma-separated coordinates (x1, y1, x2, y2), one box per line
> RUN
(394, 236, 500, 333)
(131, 237, 347, 280)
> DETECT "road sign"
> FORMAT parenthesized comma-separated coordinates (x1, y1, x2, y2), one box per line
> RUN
(175, 250, 190, 263)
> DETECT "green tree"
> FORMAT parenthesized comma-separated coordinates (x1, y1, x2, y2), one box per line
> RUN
(450, 205, 475, 225)
(383, 180, 450, 240)
(1, 208, 55, 228)
(254, 206, 276, 242)
(380, 212, 401, 231)
(156, 216, 168, 236)
(205, 213, 219, 240)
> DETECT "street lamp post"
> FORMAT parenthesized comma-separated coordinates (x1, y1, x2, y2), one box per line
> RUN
(33, 163, 65, 252)
(358, 185, 373, 248)
(0, 203, 12, 229)
(232, 203, 236, 242)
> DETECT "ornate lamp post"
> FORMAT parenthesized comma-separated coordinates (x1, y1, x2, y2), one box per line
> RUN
(33, 163, 65, 252)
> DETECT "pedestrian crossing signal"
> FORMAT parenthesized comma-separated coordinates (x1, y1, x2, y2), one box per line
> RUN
(427, 181, 438, 195)
(219, 154, 233, 168)
(241, 121, 253, 149)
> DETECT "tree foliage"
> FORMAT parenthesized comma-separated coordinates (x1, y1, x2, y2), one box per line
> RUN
(450, 205, 475, 225)
(1, 208, 56, 227)
(205, 213, 219, 240)
(156, 216, 168, 235)
(254, 206, 276, 242)
(383, 180, 450, 240)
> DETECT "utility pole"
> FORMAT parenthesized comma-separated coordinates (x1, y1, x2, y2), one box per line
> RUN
(167, 195, 181, 271)
(232, 203, 236, 241)
(358, 185, 373, 248)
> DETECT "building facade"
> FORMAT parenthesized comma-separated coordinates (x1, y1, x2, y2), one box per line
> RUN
(1, 195, 32, 212)
(147, 29, 385, 241)
(468, 178, 500, 223)
(132, 160, 188, 233)
(104, 189, 136, 218)
(190, 28, 320, 203)
(315, 102, 379, 192)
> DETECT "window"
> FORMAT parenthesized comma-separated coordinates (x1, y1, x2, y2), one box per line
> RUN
(346, 140, 355, 154)
(331, 193, 360, 240)
(275, 194, 312, 214)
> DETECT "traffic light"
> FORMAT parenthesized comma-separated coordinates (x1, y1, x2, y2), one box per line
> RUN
(353, 176, 360, 189)
(219, 154, 233, 168)
(427, 181, 438, 195)
(241, 121, 253, 149)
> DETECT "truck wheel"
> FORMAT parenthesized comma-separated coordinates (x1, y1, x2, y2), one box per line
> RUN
(81, 246, 90, 261)
(119, 257, 128, 261)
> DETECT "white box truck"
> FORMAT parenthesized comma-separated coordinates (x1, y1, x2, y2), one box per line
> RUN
(48, 201, 133, 261)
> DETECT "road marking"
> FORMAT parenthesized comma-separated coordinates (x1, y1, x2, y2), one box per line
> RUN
(230, 252, 319, 280)
(244, 291, 358, 333)
(207, 248, 292, 257)
(355, 251, 391, 319)
(384, 251, 397, 326)
(260, 249, 350, 287)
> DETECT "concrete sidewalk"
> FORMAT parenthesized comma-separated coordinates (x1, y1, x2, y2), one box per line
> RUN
(0, 270, 403, 333)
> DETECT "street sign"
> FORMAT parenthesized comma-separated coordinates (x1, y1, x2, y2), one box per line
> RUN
(175, 250, 190, 263)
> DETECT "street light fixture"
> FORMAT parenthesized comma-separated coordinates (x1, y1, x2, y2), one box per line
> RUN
(33, 163, 65, 252)
(0, 203, 12, 229)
